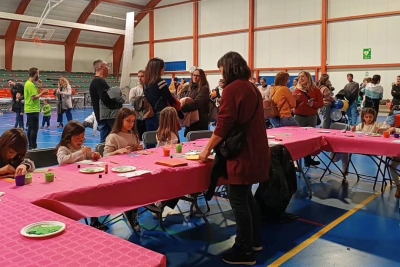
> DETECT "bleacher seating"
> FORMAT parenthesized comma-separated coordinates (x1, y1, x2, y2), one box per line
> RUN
(0, 69, 121, 110)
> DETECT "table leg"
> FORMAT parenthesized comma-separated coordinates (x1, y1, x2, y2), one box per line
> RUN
(296, 160, 313, 199)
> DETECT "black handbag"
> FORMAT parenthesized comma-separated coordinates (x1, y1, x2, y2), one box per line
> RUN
(215, 85, 260, 160)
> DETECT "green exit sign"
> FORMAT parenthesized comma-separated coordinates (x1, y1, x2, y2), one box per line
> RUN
(363, 48, 371, 60)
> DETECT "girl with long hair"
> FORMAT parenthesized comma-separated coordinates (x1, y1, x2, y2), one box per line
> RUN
(157, 107, 180, 146)
(56, 77, 73, 128)
(0, 128, 35, 177)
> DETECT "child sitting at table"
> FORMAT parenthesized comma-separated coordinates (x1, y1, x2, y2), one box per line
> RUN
(56, 121, 101, 165)
(0, 128, 35, 178)
(103, 107, 143, 157)
(351, 108, 388, 133)
(157, 107, 181, 147)
(103, 107, 143, 232)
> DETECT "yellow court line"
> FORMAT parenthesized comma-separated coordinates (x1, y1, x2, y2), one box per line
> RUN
(268, 191, 382, 267)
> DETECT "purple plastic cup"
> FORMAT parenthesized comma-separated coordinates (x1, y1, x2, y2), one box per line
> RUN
(15, 174, 25, 186)
(394, 133, 399, 139)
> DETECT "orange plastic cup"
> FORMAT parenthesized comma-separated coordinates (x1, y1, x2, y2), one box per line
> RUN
(383, 131, 390, 138)
(163, 146, 171, 157)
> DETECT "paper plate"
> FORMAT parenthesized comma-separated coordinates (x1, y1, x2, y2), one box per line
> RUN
(79, 167, 104, 174)
(21, 221, 66, 238)
(111, 166, 136, 173)
(366, 133, 381, 137)
(267, 135, 275, 139)
(317, 130, 331, 133)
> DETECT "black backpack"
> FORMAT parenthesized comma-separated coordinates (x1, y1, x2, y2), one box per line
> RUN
(254, 145, 297, 218)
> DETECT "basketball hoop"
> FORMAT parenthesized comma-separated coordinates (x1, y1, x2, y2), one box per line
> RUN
(33, 37, 43, 47)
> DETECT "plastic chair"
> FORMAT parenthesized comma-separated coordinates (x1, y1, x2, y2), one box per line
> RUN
(142, 131, 157, 148)
(186, 130, 213, 141)
(95, 143, 105, 156)
(26, 148, 58, 168)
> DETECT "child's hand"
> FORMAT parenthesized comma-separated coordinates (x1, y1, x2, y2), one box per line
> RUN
(136, 144, 143, 151)
(15, 164, 27, 176)
(92, 152, 101, 161)
(82, 147, 92, 154)
(0, 165, 16, 175)
(351, 126, 356, 132)
(116, 147, 131, 154)
(388, 127, 395, 134)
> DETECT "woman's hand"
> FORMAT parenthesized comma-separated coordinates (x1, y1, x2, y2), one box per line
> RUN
(15, 164, 27, 176)
(0, 165, 16, 175)
(92, 152, 102, 161)
(199, 149, 211, 163)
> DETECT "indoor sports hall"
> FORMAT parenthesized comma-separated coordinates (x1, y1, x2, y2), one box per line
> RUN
(0, 0, 399, 266)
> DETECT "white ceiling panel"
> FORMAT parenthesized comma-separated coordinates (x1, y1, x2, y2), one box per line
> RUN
(78, 30, 119, 46)
(0, 20, 11, 36)
(117, 0, 150, 5)
(0, 0, 22, 13)
(17, 22, 71, 42)
(157, 0, 191, 7)
(25, 0, 88, 23)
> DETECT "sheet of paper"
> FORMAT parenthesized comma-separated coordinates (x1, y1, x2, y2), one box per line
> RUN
(76, 160, 107, 165)
(117, 170, 152, 178)
(33, 168, 50, 173)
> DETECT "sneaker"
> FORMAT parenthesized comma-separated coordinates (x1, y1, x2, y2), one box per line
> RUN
(46, 126, 50, 129)
(124, 211, 140, 232)
(222, 246, 256, 265)
(253, 241, 263, 252)
(40, 126, 44, 129)
(305, 159, 320, 167)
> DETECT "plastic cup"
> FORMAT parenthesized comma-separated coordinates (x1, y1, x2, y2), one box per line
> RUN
(163, 146, 171, 157)
(176, 144, 182, 153)
(15, 174, 25, 186)
(45, 172, 55, 183)
(25, 173, 32, 184)
(383, 131, 390, 138)
(394, 133, 400, 139)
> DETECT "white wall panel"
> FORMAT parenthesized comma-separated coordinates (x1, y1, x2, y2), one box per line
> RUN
(154, 3, 193, 40)
(0, 40, 5, 69)
(155, 40, 193, 70)
(156, 0, 189, 6)
(13, 42, 64, 71)
(131, 44, 149, 72)
(328, 69, 399, 100)
(206, 74, 224, 90)
(255, 25, 321, 68)
(73, 47, 113, 73)
(329, 0, 400, 19)
(134, 15, 149, 43)
(199, 33, 249, 70)
(255, 0, 321, 27)
(328, 16, 400, 66)
(199, 0, 248, 34)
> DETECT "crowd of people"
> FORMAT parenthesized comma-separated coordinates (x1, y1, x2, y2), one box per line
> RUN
(2, 52, 400, 265)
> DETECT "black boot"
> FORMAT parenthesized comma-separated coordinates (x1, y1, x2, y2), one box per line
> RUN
(304, 155, 320, 167)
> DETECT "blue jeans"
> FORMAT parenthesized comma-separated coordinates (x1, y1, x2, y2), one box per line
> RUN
(42, 115, 50, 127)
(98, 119, 115, 143)
(321, 105, 332, 129)
(14, 112, 24, 128)
(346, 101, 358, 126)
(270, 117, 300, 128)
(144, 115, 160, 148)
(57, 108, 73, 124)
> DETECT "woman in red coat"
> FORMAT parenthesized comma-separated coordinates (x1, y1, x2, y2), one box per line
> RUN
(199, 52, 270, 265)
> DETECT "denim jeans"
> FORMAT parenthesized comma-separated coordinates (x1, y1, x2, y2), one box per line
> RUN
(270, 117, 300, 128)
(57, 108, 73, 124)
(98, 119, 115, 143)
(228, 184, 261, 252)
(346, 101, 358, 126)
(42, 115, 50, 127)
(144, 115, 160, 148)
(321, 105, 332, 129)
(14, 112, 24, 128)
(26, 112, 39, 149)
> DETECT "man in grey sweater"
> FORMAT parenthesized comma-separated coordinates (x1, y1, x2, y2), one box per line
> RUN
(343, 73, 359, 126)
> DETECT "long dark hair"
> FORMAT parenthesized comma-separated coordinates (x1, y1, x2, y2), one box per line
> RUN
(217, 52, 251, 86)
(56, 121, 85, 149)
(317, 74, 330, 87)
(372, 75, 381, 85)
(0, 128, 28, 163)
(111, 107, 139, 141)
(144, 58, 165, 86)
(157, 107, 180, 143)
(189, 68, 209, 90)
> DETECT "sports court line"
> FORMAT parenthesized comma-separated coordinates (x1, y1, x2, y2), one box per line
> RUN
(269, 191, 382, 266)
(297, 218, 326, 227)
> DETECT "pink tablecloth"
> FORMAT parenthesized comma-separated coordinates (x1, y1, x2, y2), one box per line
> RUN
(318, 130, 400, 157)
(0, 143, 213, 220)
(266, 127, 325, 160)
(0, 194, 166, 267)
